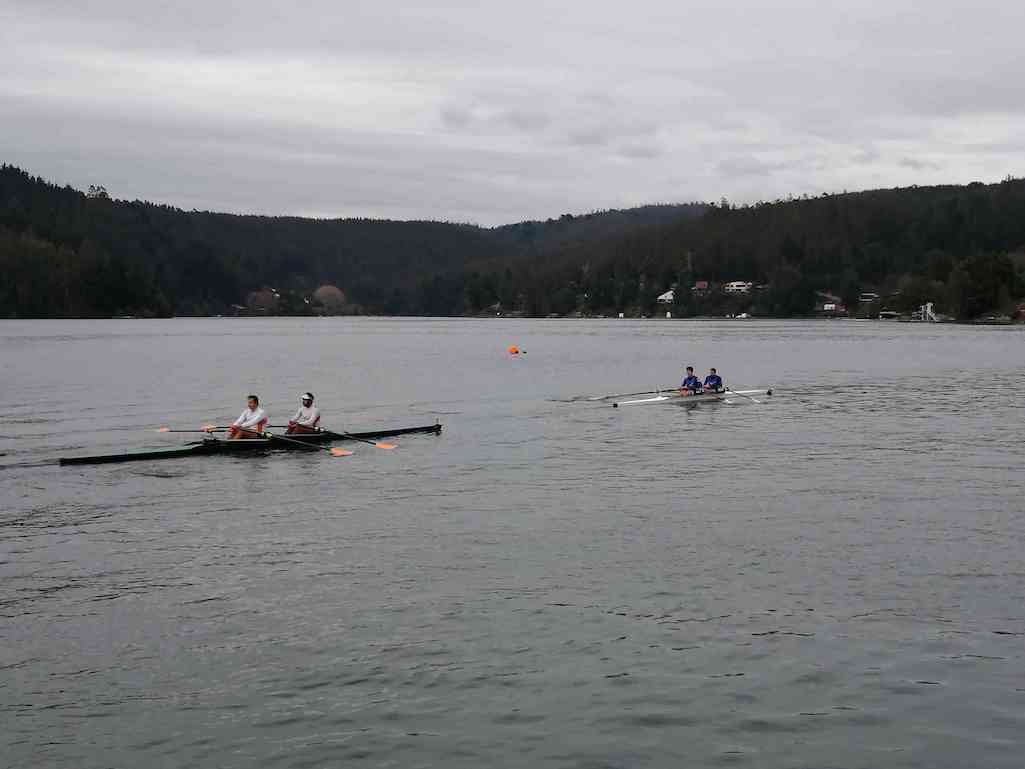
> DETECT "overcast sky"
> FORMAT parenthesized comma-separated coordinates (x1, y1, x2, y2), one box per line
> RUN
(2, 1, 1023, 224)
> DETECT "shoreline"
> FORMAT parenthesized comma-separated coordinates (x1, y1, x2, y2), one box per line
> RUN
(2, 315, 1019, 325)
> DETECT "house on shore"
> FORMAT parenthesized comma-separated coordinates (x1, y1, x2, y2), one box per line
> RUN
(724, 281, 754, 294)
(814, 291, 848, 317)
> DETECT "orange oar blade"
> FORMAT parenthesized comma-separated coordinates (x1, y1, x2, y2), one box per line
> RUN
(157, 427, 171, 432)
(203, 424, 218, 432)
(329, 448, 354, 457)
(375, 442, 397, 450)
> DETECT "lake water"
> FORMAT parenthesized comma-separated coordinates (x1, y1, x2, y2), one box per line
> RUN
(2, 318, 1024, 768)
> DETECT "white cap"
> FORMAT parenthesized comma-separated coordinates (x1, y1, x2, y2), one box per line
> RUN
(301, 392, 314, 401)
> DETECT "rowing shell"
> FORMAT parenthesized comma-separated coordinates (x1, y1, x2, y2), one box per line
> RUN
(59, 423, 442, 466)
(611, 389, 771, 407)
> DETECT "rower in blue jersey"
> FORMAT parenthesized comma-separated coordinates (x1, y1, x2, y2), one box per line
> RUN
(680, 366, 703, 394)
(703, 367, 723, 392)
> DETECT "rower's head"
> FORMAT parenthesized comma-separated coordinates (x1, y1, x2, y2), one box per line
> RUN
(247, 394, 259, 410)
(301, 392, 314, 406)
(686, 366, 694, 374)
(709, 367, 717, 374)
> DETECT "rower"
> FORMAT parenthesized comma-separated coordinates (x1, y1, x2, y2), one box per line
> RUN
(680, 366, 703, 395)
(228, 394, 268, 439)
(703, 367, 723, 392)
(286, 392, 321, 434)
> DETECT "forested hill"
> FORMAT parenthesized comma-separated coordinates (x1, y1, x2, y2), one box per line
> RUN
(495, 178, 1025, 320)
(0, 164, 702, 317)
(1, 162, 1023, 319)
(490, 204, 707, 253)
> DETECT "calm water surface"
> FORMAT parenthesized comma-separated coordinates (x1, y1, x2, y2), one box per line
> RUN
(2, 318, 1024, 768)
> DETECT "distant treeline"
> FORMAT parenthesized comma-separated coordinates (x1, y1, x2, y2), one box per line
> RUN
(495, 179, 1025, 320)
(1, 163, 1023, 319)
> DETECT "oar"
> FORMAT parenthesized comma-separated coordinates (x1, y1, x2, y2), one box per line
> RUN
(158, 425, 351, 456)
(338, 431, 396, 450)
(268, 432, 353, 457)
(189, 425, 354, 456)
(267, 425, 397, 450)
(587, 386, 678, 401)
(157, 425, 226, 433)
(726, 387, 761, 404)
(233, 426, 352, 457)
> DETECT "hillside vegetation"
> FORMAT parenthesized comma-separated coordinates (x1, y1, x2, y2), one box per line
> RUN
(2, 163, 1023, 319)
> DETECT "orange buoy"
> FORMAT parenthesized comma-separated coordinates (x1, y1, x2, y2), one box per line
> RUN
(508, 345, 519, 355)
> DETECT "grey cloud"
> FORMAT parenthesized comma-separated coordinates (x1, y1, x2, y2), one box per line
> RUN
(893, 75, 1025, 119)
(440, 106, 474, 129)
(2, 92, 592, 223)
(566, 117, 658, 150)
(717, 155, 784, 178)
(567, 128, 610, 147)
(2, 0, 1023, 224)
(500, 109, 551, 132)
(898, 157, 943, 172)
(852, 146, 881, 165)
(438, 103, 551, 134)
(617, 143, 663, 160)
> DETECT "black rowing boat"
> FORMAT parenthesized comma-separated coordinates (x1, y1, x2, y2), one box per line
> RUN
(59, 423, 442, 466)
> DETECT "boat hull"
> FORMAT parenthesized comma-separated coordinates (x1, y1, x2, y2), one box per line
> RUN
(59, 423, 442, 465)
(612, 391, 727, 407)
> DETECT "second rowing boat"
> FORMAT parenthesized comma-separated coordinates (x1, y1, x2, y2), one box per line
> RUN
(611, 389, 772, 407)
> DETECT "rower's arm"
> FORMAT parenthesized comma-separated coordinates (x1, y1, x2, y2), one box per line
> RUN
(236, 409, 267, 429)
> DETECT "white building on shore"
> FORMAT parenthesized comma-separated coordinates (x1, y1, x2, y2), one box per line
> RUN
(724, 281, 753, 294)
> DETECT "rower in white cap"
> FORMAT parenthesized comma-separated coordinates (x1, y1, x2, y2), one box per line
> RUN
(286, 392, 321, 434)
